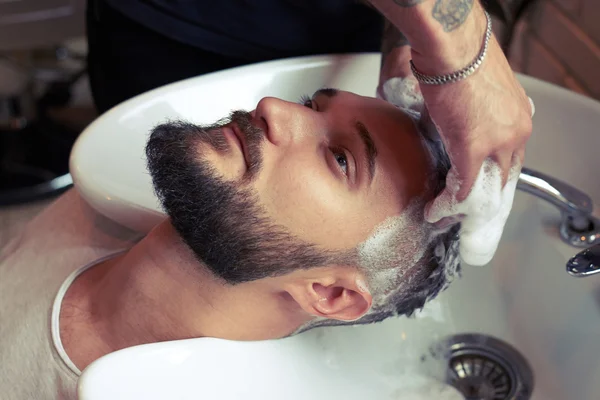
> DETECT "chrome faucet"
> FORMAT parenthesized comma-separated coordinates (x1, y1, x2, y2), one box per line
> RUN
(517, 168, 600, 277)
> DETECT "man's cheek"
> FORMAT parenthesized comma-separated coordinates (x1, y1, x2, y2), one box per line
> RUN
(267, 175, 360, 244)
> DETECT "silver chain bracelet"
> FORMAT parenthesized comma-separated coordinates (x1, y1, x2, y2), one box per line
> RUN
(410, 11, 492, 85)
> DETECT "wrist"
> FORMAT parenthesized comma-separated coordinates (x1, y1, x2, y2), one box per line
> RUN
(407, 1, 488, 76)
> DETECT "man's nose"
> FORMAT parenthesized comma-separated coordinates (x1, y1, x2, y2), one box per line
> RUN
(253, 96, 310, 147)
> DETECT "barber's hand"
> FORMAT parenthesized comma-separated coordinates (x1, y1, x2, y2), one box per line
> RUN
(418, 35, 534, 265)
(417, 35, 533, 205)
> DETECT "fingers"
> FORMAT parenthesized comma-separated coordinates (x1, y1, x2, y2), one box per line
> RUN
(425, 185, 459, 224)
(431, 214, 465, 230)
(514, 147, 526, 167)
(425, 158, 481, 224)
(492, 152, 513, 188)
(452, 153, 486, 202)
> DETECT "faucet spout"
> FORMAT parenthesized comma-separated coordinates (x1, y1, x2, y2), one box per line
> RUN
(518, 167, 593, 218)
(517, 167, 600, 238)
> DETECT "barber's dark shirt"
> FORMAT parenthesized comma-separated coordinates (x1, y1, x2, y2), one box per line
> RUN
(103, 0, 384, 61)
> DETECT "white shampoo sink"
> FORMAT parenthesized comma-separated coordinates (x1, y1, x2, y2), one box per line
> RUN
(72, 54, 600, 400)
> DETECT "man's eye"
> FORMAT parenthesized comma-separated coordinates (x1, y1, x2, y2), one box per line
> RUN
(299, 94, 314, 109)
(332, 149, 348, 176)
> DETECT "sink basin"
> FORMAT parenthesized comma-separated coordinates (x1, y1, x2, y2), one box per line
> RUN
(72, 54, 600, 400)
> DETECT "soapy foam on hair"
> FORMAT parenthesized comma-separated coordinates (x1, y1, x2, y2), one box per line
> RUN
(357, 200, 429, 297)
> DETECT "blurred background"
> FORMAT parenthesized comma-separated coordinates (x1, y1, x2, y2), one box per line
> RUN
(0, 0, 597, 245)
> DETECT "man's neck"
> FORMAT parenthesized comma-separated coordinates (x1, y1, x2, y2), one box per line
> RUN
(61, 221, 309, 370)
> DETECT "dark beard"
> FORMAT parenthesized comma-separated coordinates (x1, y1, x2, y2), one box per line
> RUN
(145, 111, 348, 284)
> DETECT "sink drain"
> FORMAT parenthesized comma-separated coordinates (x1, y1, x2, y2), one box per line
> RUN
(429, 334, 534, 400)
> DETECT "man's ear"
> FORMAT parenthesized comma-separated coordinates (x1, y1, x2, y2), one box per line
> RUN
(286, 270, 372, 322)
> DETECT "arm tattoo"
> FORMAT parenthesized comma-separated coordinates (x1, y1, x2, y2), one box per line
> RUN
(392, 0, 425, 6)
(432, 0, 474, 32)
(381, 19, 409, 65)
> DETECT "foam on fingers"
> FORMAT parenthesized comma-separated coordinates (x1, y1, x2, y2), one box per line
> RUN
(425, 158, 521, 266)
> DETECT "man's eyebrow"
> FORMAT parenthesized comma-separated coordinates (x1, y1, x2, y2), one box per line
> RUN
(313, 87, 339, 98)
(310, 87, 377, 180)
(355, 121, 378, 181)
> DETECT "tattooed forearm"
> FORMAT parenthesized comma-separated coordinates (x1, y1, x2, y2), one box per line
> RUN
(392, 0, 425, 7)
(432, 0, 474, 32)
(381, 20, 409, 65)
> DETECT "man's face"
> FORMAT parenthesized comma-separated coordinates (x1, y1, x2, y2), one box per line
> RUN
(206, 89, 431, 251)
(147, 89, 433, 284)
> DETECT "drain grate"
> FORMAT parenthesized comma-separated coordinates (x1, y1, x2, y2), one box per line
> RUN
(429, 334, 534, 400)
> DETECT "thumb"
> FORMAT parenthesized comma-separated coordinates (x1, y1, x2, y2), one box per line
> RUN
(425, 185, 460, 225)
(425, 164, 473, 224)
